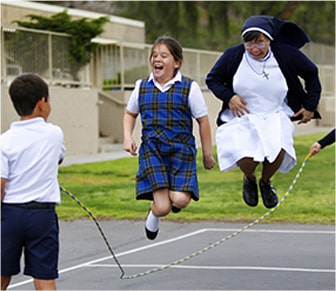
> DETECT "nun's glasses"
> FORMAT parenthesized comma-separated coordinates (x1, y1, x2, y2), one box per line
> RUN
(244, 41, 267, 49)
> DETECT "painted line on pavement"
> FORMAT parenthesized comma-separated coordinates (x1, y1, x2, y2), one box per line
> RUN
(86, 264, 336, 273)
(8, 227, 334, 288)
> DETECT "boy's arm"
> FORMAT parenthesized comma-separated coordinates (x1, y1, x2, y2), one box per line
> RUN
(1, 178, 6, 202)
(196, 115, 216, 169)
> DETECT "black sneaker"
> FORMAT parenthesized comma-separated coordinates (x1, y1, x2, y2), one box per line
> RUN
(259, 179, 278, 208)
(171, 205, 181, 213)
(145, 227, 159, 240)
(145, 208, 159, 240)
(242, 176, 258, 207)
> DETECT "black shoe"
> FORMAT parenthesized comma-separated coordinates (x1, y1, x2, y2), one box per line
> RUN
(259, 179, 278, 208)
(145, 227, 159, 240)
(145, 208, 159, 240)
(171, 205, 181, 213)
(242, 176, 258, 207)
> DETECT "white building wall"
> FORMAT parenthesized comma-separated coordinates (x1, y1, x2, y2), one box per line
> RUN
(1, 85, 100, 156)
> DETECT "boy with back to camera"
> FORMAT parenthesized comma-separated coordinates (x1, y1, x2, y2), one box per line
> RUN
(1, 73, 65, 290)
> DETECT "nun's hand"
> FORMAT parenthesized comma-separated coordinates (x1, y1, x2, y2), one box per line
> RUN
(294, 108, 314, 124)
(229, 94, 250, 117)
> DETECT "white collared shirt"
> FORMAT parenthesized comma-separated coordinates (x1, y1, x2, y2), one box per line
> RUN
(1, 117, 65, 204)
(127, 71, 208, 119)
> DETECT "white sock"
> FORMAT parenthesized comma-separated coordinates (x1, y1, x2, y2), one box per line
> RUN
(145, 210, 160, 232)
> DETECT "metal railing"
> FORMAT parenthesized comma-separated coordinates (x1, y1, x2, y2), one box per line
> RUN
(1, 26, 91, 87)
(96, 43, 221, 91)
(1, 26, 335, 96)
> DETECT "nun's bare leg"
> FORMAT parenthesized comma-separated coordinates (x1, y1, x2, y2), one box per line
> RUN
(237, 157, 259, 181)
(261, 149, 285, 183)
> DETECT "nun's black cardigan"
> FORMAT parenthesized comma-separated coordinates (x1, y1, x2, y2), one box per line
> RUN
(206, 42, 322, 126)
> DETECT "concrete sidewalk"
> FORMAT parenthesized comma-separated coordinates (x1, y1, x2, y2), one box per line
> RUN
(61, 145, 131, 167)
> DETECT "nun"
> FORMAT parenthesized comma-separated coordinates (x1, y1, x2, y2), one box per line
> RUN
(206, 15, 321, 208)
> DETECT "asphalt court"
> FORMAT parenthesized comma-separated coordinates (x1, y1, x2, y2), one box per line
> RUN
(7, 220, 335, 290)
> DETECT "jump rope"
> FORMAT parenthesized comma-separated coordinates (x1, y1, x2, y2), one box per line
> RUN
(60, 153, 312, 280)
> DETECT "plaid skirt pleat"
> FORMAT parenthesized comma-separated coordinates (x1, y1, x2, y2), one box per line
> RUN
(136, 139, 199, 201)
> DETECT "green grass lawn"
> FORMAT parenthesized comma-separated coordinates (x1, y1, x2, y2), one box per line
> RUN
(58, 133, 335, 224)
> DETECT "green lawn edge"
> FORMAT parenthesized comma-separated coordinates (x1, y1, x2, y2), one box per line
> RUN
(58, 133, 335, 224)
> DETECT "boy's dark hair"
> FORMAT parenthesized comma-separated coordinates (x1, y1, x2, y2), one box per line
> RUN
(9, 73, 49, 116)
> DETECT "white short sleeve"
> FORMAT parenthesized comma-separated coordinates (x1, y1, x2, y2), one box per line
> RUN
(1, 144, 9, 179)
(126, 79, 142, 114)
(189, 81, 208, 119)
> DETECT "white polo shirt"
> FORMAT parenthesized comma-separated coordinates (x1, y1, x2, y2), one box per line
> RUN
(1, 117, 65, 204)
(126, 71, 208, 119)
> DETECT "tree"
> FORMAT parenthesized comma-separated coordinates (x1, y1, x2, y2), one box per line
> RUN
(113, 1, 201, 47)
(113, 1, 334, 50)
(37, 1, 335, 49)
(14, 10, 109, 80)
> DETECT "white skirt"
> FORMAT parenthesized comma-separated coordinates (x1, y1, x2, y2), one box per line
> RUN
(216, 112, 296, 173)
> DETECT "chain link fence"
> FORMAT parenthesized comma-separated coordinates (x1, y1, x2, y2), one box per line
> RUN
(1, 26, 91, 87)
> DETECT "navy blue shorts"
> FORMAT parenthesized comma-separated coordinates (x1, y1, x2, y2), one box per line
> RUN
(1, 204, 59, 279)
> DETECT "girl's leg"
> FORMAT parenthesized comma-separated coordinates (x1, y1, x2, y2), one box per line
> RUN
(145, 190, 192, 239)
(151, 188, 171, 217)
(145, 188, 171, 239)
(169, 191, 192, 210)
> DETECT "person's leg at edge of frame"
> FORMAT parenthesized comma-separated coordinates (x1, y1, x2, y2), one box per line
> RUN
(34, 278, 56, 291)
(1, 275, 11, 290)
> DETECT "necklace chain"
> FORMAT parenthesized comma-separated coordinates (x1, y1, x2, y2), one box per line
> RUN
(245, 53, 270, 79)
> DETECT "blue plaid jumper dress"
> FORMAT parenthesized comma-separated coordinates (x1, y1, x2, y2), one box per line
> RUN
(136, 76, 199, 201)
